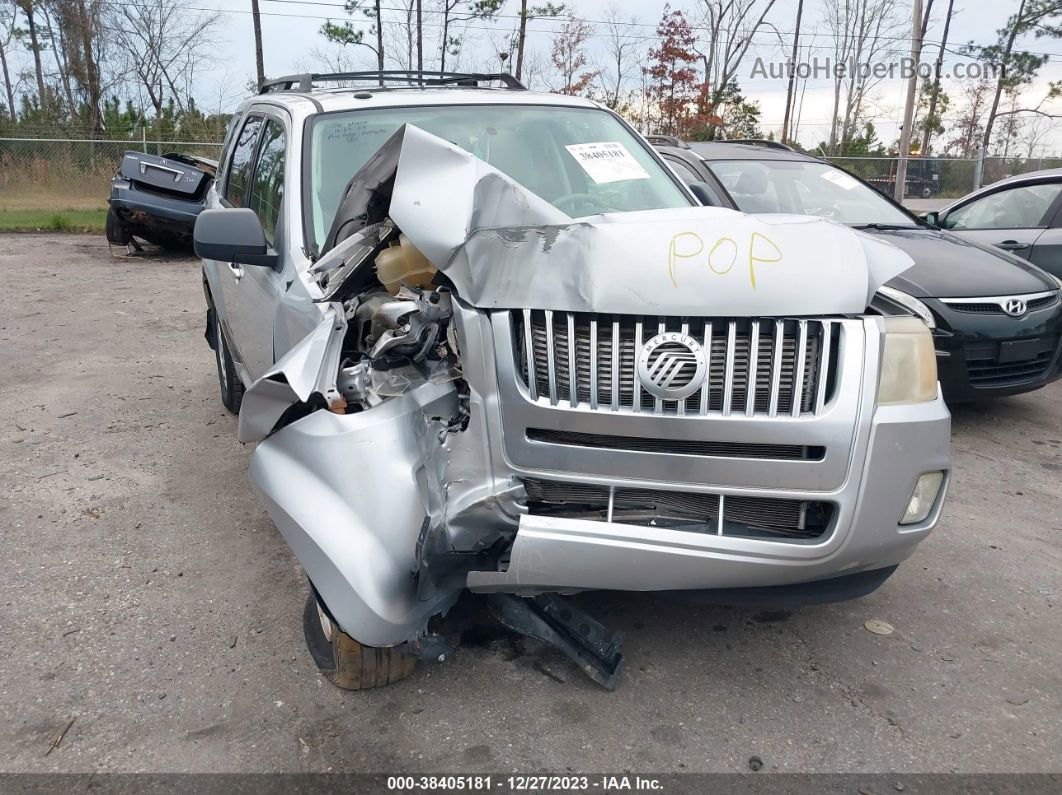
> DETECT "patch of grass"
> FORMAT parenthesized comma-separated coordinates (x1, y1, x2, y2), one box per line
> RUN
(0, 208, 107, 233)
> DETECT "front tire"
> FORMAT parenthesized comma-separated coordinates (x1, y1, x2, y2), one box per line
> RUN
(212, 311, 244, 414)
(302, 590, 417, 690)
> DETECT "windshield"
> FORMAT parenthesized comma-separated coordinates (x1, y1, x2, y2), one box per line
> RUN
(705, 159, 916, 227)
(305, 104, 692, 250)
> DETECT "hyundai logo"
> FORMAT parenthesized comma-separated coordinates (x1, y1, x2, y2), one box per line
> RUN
(1002, 298, 1028, 317)
(637, 333, 708, 401)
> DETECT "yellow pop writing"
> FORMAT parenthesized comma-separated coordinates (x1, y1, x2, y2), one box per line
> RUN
(667, 231, 783, 289)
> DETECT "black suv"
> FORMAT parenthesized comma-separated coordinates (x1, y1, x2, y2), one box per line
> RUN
(652, 138, 1062, 402)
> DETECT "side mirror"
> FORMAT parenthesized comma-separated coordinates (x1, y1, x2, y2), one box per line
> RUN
(922, 211, 940, 227)
(194, 208, 278, 267)
(688, 182, 718, 207)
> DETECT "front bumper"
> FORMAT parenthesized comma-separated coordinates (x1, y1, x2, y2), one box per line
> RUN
(928, 297, 1062, 401)
(467, 398, 951, 593)
(457, 308, 951, 595)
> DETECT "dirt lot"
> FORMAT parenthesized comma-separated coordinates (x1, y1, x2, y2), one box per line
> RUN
(1, 234, 1059, 774)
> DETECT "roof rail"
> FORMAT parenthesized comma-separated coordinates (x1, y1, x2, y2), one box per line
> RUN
(644, 134, 690, 149)
(723, 138, 794, 151)
(259, 71, 527, 94)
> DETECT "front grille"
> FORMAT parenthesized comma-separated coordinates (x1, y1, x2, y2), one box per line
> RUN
(526, 428, 824, 460)
(966, 336, 1059, 387)
(522, 478, 832, 540)
(512, 311, 839, 417)
(942, 292, 1060, 315)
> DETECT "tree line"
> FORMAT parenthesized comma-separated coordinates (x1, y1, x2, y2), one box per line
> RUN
(1, 0, 1060, 158)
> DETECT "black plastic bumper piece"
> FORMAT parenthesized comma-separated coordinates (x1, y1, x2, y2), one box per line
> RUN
(486, 593, 624, 690)
(659, 565, 900, 608)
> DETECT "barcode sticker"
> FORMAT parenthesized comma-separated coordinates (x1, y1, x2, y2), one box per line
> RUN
(565, 142, 651, 184)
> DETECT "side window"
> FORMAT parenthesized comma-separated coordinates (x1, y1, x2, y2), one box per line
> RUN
(666, 157, 701, 186)
(944, 183, 1062, 230)
(218, 110, 243, 170)
(247, 118, 286, 246)
(224, 115, 264, 208)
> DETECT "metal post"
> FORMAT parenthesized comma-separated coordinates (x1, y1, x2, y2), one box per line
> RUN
(894, 0, 924, 203)
(973, 144, 985, 191)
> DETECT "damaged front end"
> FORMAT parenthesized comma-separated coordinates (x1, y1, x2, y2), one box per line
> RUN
(240, 125, 930, 683)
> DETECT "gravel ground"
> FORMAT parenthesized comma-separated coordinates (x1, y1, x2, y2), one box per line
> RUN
(0, 234, 1059, 774)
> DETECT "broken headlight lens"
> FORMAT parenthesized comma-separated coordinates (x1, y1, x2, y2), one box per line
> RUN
(876, 316, 938, 405)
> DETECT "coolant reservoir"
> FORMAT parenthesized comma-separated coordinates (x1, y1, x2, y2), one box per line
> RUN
(376, 234, 436, 295)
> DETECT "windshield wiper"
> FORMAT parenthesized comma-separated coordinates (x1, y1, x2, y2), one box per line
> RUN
(851, 223, 920, 231)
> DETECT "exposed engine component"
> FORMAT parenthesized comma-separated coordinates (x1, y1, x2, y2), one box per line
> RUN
(337, 283, 460, 410)
(376, 234, 438, 295)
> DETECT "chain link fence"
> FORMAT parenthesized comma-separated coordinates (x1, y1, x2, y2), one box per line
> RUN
(821, 156, 1062, 203)
(2, 136, 1061, 217)
(0, 137, 223, 215)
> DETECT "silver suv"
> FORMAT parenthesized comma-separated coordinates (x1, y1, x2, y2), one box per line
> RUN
(196, 72, 950, 690)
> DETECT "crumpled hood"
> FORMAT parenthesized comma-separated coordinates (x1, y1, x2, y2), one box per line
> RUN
(324, 124, 915, 316)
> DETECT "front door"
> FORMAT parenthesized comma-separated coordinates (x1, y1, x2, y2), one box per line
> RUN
(228, 115, 289, 377)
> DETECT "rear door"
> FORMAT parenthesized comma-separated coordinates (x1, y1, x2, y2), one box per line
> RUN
(940, 181, 1062, 264)
(226, 112, 291, 378)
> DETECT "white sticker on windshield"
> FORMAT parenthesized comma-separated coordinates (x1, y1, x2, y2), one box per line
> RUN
(565, 142, 651, 184)
(820, 170, 859, 190)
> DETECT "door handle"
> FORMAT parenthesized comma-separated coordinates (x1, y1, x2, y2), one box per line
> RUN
(998, 240, 1029, 251)
(228, 261, 244, 280)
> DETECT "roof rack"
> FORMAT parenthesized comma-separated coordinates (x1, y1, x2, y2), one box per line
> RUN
(723, 138, 794, 151)
(259, 71, 527, 94)
(644, 134, 690, 149)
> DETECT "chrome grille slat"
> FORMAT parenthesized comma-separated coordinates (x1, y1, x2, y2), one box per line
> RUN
(722, 321, 736, 416)
(768, 319, 784, 417)
(567, 313, 577, 408)
(791, 320, 808, 419)
(745, 320, 760, 417)
(815, 321, 833, 414)
(515, 312, 836, 417)
(589, 318, 599, 410)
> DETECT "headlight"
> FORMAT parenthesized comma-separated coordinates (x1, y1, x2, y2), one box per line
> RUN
(877, 285, 935, 329)
(877, 316, 938, 405)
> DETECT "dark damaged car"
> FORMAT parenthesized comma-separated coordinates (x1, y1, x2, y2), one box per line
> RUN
(106, 150, 217, 251)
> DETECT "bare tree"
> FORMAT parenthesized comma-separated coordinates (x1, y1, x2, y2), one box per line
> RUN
(823, 0, 904, 153)
(549, 16, 595, 95)
(694, 0, 778, 138)
(780, 0, 802, 144)
(595, 4, 639, 110)
(1019, 112, 1052, 159)
(0, 0, 19, 118)
(944, 74, 994, 157)
(16, 0, 47, 104)
(920, 0, 954, 155)
(108, 0, 220, 118)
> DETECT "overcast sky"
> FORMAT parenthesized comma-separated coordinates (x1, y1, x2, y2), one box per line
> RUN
(188, 0, 1062, 153)
(4, 0, 1051, 152)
